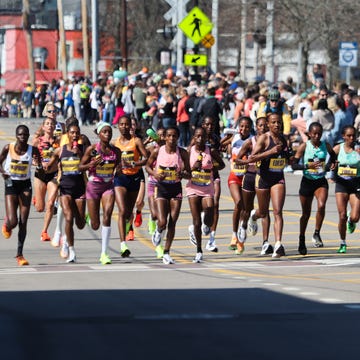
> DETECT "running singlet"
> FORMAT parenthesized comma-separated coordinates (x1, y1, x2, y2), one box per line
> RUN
(259, 135, 287, 173)
(337, 143, 360, 180)
(59, 145, 82, 176)
(155, 145, 183, 184)
(189, 145, 213, 187)
(88, 143, 117, 183)
(114, 137, 140, 176)
(303, 140, 327, 180)
(38, 136, 56, 164)
(4, 143, 32, 180)
(230, 133, 250, 177)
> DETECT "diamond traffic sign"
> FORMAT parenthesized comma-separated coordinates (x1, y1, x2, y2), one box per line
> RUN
(178, 6, 213, 44)
(184, 54, 207, 67)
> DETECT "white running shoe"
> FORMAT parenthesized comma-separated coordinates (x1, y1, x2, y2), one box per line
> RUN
(51, 230, 61, 247)
(189, 225, 197, 246)
(66, 249, 76, 263)
(260, 242, 274, 255)
(201, 223, 211, 236)
(237, 222, 247, 243)
(272, 242, 285, 258)
(248, 209, 258, 236)
(151, 229, 162, 247)
(193, 252, 203, 263)
(162, 253, 175, 265)
(206, 240, 218, 252)
(60, 241, 69, 259)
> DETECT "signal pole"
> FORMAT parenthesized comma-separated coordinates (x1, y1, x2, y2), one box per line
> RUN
(57, 0, 68, 80)
(22, 0, 35, 89)
(81, 0, 90, 77)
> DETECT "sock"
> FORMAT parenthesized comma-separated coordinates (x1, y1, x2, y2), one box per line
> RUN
(299, 235, 305, 242)
(55, 205, 64, 233)
(232, 231, 237, 239)
(136, 210, 141, 215)
(263, 240, 269, 245)
(62, 234, 68, 246)
(314, 230, 320, 235)
(341, 240, 346, 245)
(101, 225, 111, 254)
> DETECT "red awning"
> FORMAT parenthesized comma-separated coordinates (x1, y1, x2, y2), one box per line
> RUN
(3, 70, 63, 92)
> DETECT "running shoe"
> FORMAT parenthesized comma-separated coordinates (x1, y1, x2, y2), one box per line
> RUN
(228, 235, 238, 250)
(237, 223, 247, 243)
(60, 241, 69, 259)
(201, 223, 211, 236)
(346, 217, 356, 234)
(134, 211, 143, 227)
(148, 219, 156, 235)
(260, 242, 274, 255)
(298, 236, 307, 255)
(235, 241, 245, 255)
(2, 219, 11, 239)
(99, 253, 112, 265)
(51, 230, 61, 247)
(66, 251, 76, 263)
(120, 242, 131, 257)
(311, 232, 323, 248)
(189, 225, 197, 246)
(126, 229, 134, 241)
(85, 213, 91, 226)
(41, 231, 51, 242)
(193, 252, 203, 263)
(337, 243, 347, 254)
(16, 255, 29, 266)
(151, 229, 162, 247)
(206, 240, 218, 252)
(272, 242, 285, 258)
(248, 209, 258, 236)
(163, 253, 175, 264)
(155, 245, 164, 259)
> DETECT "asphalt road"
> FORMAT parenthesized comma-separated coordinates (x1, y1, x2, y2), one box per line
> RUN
(0, 117, 359, 360)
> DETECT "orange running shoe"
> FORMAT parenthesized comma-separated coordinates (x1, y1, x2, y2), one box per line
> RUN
(2, 218, 11, 239)
(41, 231, 51, 242)
(228, 235, 237, 251)
(134, 211, 143, 227)
(235, 241, 245, 255)
(126, 229, 134, 241)
(16, 255, 29, 266)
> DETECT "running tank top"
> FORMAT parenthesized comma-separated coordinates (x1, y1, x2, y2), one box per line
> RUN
(230, 133, 251, 177)
(303, 140, 327, 180)
(155, 145, 183, 184)
(337, 143, 360, 180)
(88, 143, 117, 183)
(189, 145, 213, 187)
(114, 137, 140, 175)
(259, 135, 287, 173)
(4, 143, 32, 180)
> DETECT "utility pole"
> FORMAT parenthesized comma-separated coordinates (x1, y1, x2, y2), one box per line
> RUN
(81, 0, 90, 77)
(240, 0, 247, 81)
(210, 0, 218, 73)
(91, 0, 98, 81)
(176, 0, 184, 74)
(265, 0, 274, 83)
(121, 0, 128, 70)
(22, 0, 35, 89)
(57, 0, 68, 80)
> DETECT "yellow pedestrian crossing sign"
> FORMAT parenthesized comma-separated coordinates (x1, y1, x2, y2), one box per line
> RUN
(178, 6, 213, 44)
(184, 54, 207, 67)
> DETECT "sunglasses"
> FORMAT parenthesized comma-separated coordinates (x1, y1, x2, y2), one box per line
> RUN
(48, 110, 56, 114)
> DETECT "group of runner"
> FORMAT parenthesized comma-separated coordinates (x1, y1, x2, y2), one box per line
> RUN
(1, 100, 359, 265)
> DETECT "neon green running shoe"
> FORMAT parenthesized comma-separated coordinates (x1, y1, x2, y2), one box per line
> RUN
(85, 213, 91, 226)
(148, 219, 156, 235)
(99, 253, 112, 265)
(337, 243, 347, 254)
(155, 245, 164, 259)
(121, 242, 131, 258)
(346, 218, 356, 234)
